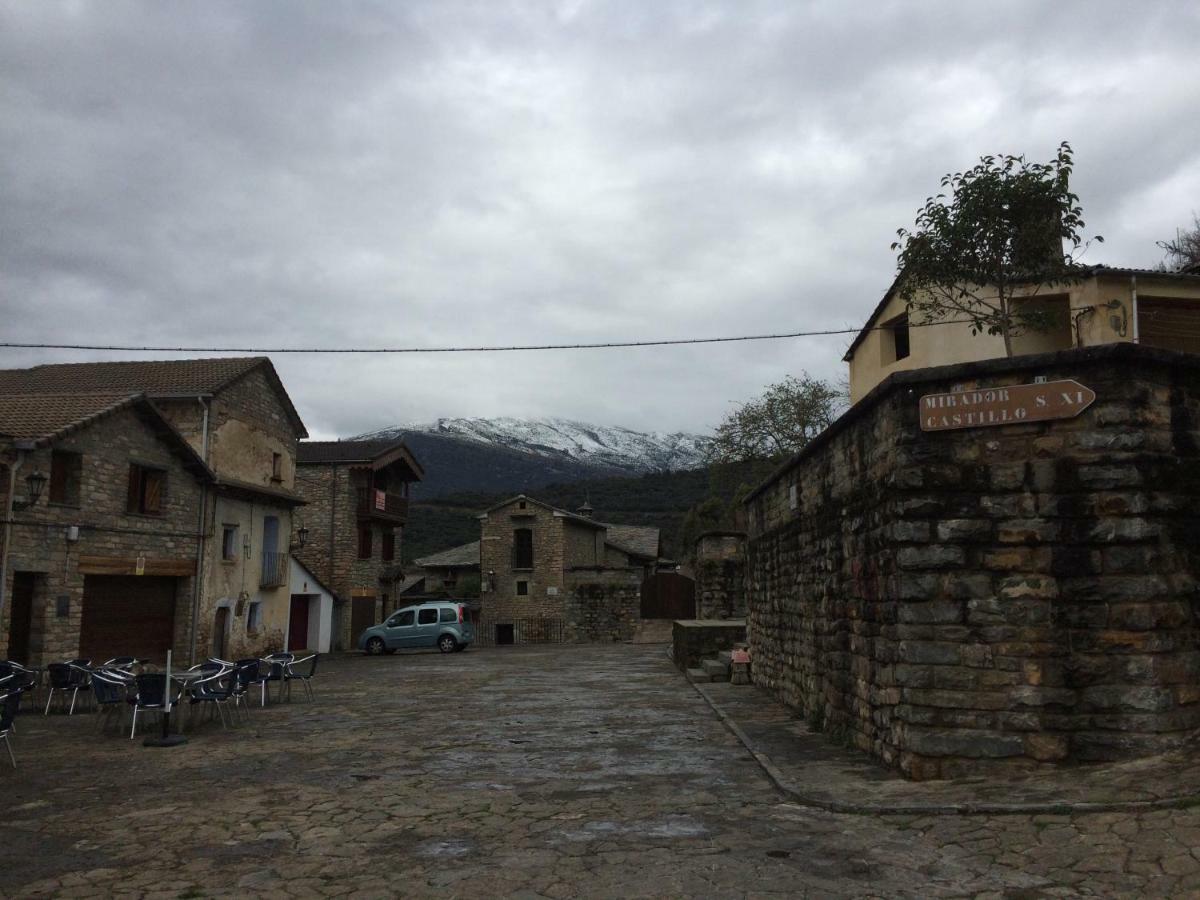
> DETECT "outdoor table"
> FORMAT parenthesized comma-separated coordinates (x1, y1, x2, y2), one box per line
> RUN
(142, 652, 215, 747)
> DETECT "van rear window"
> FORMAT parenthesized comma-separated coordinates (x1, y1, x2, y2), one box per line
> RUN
(439, 608, 456, 623)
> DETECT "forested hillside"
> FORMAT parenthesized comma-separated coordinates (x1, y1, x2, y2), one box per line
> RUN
(401, 459, 775, 563)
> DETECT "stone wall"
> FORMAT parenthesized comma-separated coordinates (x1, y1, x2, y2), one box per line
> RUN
(744, 344, 1200, 779)
(694, 532, 747, 619)
(565, 569, 642, 642)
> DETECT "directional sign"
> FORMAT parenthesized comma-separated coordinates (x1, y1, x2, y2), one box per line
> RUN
(919, 380, 1096, 432)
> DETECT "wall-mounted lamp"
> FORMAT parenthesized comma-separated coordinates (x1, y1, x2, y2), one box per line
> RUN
(12, 469, 47, 511)
(295, 524, 309, 550)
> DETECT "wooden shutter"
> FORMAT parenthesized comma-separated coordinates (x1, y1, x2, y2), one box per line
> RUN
(143, 469, 163, 514)
(127, 464, 142, 512)
(50, 452, 69, 503)
(382, 531, 395, 561)
(358, 527, 372, 559)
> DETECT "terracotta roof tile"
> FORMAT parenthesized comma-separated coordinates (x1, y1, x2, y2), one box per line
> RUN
(0, 357, 266, 396)
(0, 392, 144, 442)
(0, 356, 307, 437)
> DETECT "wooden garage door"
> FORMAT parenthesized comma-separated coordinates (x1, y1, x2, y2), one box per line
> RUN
(80, 576, 178, 664)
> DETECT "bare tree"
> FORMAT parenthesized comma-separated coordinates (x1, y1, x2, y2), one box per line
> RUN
(1159, 213, 1200, 273)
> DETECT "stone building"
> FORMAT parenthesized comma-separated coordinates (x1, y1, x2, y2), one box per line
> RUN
(294, 439, 424, 650)
(477, 495, 662, 645)
(0, 357, 310, 664)
(0, 393, 212, 665)
(414, 541, 480, 595)
(845, 266, 1200, 403)
(744, 343, 1200, 779)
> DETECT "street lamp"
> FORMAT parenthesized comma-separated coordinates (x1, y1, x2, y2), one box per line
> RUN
(13, 469, 47, 510)
(297, 524, 309, 549)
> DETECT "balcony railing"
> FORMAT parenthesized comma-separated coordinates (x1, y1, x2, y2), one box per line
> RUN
(355, 488, 409, 522)
(261, 550, 288, 589)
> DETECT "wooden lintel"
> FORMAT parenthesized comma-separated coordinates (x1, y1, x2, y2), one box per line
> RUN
(349, 587, 377, 598)
(77, 556, 197, 577)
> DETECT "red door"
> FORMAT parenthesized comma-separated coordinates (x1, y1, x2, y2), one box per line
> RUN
(288, 596, 310, 652)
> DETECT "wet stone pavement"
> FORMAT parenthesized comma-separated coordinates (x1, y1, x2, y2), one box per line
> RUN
(2, 644, 1200, 898)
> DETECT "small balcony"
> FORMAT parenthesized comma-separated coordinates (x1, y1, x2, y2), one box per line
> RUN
(260, 550, 288, 589)
(356, 488, 409, 523)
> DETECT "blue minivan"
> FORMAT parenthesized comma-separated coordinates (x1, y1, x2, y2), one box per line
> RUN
(358, 602, 474, 655)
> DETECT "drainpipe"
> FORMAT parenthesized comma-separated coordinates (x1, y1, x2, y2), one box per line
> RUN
(0, 451, 23, 649)
(1131, 275, 1140, 343)
(328, 464, 337, 587)
(187, 397, 211, 664)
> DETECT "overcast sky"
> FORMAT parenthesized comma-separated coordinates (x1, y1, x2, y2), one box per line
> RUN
(2, 1, 1198, 439)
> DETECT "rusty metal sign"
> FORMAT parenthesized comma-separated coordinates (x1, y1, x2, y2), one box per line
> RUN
(919, 380, 1096, 432)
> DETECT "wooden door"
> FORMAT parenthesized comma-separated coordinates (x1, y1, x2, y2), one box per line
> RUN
(288, 596, 310, 651)
(350, 597, 376, 643)
(640, 572, 696, 620)
(7, 572, 36, 663)
(213, 607, 229, 659)
(80, 576, 177, 663)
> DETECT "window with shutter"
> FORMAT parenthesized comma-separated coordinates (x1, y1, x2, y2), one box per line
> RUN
(513, 528, 534, 568)
(127, 464, 167, 515)
(382, 530, 395, 561)
(49, 450, 82, 506)
(358, 526, 373, 559)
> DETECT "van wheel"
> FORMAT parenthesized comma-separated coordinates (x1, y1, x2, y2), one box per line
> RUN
(365, 637, 386, 655)
(438, 635, 458, 654)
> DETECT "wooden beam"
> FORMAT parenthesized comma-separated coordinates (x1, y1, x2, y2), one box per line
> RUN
(77, 556, 197, 577)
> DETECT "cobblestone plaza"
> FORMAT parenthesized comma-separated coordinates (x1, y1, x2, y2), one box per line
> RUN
(3, 645, 1200, 897)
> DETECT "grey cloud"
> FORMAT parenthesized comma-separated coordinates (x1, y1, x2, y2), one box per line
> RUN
(2, 0, 1199, 438)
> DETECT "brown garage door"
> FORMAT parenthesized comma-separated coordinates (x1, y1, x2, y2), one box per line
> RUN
(80, 576, 178, 664)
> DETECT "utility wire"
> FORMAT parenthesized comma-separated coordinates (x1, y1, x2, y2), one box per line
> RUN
(0, 318, 979, 355)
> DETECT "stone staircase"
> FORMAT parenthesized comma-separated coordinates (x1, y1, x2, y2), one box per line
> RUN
(686, 646, 751, 684)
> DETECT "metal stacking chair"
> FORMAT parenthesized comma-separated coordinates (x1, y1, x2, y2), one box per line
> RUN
(44, 662, 92, 715)
(227, 660, 258, 720)
(1, 690, 20, 768)
(263, 653, 294, 703)
(284, 654, 319, 701)
(187, 663, 235, 729)
(127, 674, 180, 739)
(91, 669, 132, 734)
(1, 663, 39, 715)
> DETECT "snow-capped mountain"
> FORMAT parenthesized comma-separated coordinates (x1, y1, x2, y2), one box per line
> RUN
(355, 417, 711, 475)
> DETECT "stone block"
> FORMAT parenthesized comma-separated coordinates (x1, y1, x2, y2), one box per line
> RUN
(887, 520, 930, 542)
(897, 601, 962, 625)
(983, 548, 1052, 572)
(1011, 685, 1076, 708)
(1080, 685, 1175, 712)
(1076, 464, 1143, 490)
(1086, 519, 1161, 543)
(896, 545, 965, 570)
(1108, 602, 1191, 631)
(935, 519, 992, 543)
(990, 464, 1026, 491)
(904, 728, 1025, 758)
(898, 641, 960, 665)
(997, 519, 1061, 544)
(1024, 733, 1069, 761)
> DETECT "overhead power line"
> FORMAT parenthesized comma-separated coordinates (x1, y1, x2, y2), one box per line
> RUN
(0, 319, 974, 355)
